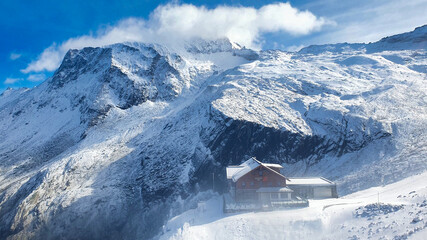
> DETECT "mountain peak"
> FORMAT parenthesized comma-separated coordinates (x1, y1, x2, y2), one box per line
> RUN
(183, 38, 259, 61)
(184, 38, 241, 54)
(299, 24, 427, 54)
(377, 24, 427, 44)
(49, 47, 113, 89)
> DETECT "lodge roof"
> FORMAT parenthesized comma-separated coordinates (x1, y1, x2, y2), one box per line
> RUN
(263, 163, 283, 168)
(226, 157, 286, 182)
(286, 177, 335, 186)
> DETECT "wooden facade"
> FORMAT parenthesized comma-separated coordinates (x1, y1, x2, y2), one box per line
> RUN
(233, 165, 286, 202)
(235, 165, 286, 190)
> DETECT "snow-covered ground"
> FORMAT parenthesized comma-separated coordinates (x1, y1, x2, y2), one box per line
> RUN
(160, 171, 427, 240)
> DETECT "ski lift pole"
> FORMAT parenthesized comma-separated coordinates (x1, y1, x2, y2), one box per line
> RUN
(377, 192, 380, 206)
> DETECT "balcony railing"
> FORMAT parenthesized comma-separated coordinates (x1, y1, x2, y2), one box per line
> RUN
(223, 194, 309, 213)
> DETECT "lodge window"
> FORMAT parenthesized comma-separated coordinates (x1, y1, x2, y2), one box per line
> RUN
(250, 181, 254, 187)
(270, 193, 279, 199)
(280, 193, 289, 199)
(277, 181, 281, 186)
(259, 170, 263, 176)
(268, 182, 273, 187)
(241, 181, 246, 187)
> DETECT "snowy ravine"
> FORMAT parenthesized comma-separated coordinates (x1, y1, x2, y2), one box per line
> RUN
(0, 26, 426, 239)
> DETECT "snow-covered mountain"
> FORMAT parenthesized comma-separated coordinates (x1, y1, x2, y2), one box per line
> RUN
(0, 26, 426, 239)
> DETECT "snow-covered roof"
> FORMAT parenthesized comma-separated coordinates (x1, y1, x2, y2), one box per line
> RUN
(256, 187, 293, 193)
(226, 166, 244, 179)
(226, 157, 285, 182)
(231, 158, 261, 182)
(263, 163, 283, 169)
(287, 177, 335, 186)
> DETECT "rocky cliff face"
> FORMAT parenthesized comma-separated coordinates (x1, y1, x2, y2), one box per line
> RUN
(0, 27, 426, 239)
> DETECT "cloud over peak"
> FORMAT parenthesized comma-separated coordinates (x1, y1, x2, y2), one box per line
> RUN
(23, 2, 329, 73)
(150, 3, 327, 45)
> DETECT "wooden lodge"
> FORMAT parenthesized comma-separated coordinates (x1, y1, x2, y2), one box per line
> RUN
(224, 157, 337, 212)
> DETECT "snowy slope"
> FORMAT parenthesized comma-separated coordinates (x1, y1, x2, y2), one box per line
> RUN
(200, 45, 427, 194)
(0, 27, 426, 239)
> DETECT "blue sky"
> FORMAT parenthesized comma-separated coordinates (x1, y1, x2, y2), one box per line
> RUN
(1, 0, 427, 93)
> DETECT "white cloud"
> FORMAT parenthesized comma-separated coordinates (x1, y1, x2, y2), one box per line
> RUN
(27, 73, 46, 82)
(21, 45, 63, 73)
(10, 53, 22, 60)
(4, 78, 23, 84)
(22, 2, 328, 73)
(149, 3, 328, 46)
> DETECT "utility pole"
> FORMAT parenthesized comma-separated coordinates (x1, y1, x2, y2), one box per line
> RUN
(377, 192, 380, 206)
